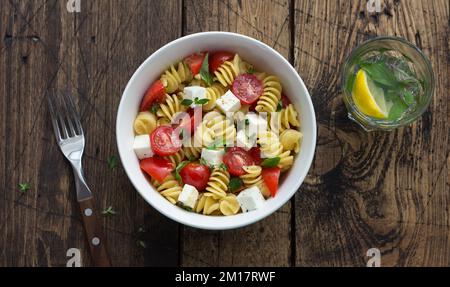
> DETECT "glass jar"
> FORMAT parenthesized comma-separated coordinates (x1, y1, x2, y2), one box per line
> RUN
(341, 36, 435, 131)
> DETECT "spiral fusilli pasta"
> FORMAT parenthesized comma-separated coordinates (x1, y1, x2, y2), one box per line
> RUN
(255, 74, 282, 113)
(219, 194, 240, 215)
(203, 84, 226, 111)
(156, 92, 186, 123)
(240, 165, 263, 187)
(195, 193, 220, 215)
(193, 121, 215, 148)
(240, 166, 270, 198)
(214, 54, 241, 87)
(258, 131, 283, 158)
(205, 167, 230, 199)
(204, 113, 236, 146)
(165, 149, 186, 166)
(280, 104, 300, 130)
(134, 111, 157, 135)
(152, 175, 182, 204)
(183, 146, 202, 160)
(278, 150, 294, 172)
(160, 62, 192, 93)
(280, 129, 303, 154)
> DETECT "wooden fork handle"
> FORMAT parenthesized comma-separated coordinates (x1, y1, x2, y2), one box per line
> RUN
(79, 199, 111, 267)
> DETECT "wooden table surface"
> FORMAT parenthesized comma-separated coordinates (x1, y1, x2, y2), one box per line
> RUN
(0, 0, 448, 267)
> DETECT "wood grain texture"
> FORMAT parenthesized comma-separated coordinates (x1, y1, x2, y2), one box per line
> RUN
(293, 0, 449, 266)
(0, 0, 182, 267)
(181, 0, 293, 267)
(0, 0, 448, 267)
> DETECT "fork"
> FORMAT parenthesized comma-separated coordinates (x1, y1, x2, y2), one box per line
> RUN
(47, 92, 111, 267)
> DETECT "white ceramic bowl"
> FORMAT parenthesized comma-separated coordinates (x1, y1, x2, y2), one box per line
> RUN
(116, 32, 316, 230)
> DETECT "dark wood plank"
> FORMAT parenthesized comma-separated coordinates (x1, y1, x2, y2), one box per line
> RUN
(293, 0, 449, 266)
(0, 0, 182, 266)
(181, 0, 293, 267)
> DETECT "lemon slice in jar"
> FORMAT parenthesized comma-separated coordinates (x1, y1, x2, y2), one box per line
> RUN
(351, 69, 389, 119)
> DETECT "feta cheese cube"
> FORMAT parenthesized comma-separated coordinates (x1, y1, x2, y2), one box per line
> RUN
(245, 113, 268, 136)
(178, 184, 199, 209)
(236, 186, 266, 212)
(236, 129, 257, 151)
(216, 90, 241, 113)
(133, 135, 153, 159)
(201, 148, 224, 167)
(183, 86, 207, 108)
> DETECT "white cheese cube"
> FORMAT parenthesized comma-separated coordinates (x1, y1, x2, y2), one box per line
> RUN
(133, 135, 153, 159)
(236, 129, 257, 151)
(236, 186, 266, 212)
(216, 90, 241, 114)
(183, 86, 207, 108)
(245, 113, 268, 136)
(201, 148, 224, 167)
(178, 184, 199, 209)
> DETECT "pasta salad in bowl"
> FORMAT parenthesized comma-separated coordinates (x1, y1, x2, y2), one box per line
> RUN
(117, 32, 316, 229)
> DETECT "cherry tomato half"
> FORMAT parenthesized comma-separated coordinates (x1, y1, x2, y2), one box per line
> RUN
(140, 80, 166, 111)
(223, 147, 255, 176)
(261, 167, 281, 197)
(209, 51, 235, 73)
(179, 163, 211, 191)
(150, 126, 182, 156)
(184, 52, 206, 75)
(140, 157, 174, 183)
(281, 93, 291, 108)
(232, 74, 264, 105)
(248, 147, 262, 165)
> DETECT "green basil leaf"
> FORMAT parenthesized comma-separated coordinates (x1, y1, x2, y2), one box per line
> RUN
(359, 62, 398, 88)
(401, 90, 416, 106)
(107, 155, 118, 169)
(261, 157, 281, 168)
(219, 163, 228, 171)
(276, 101, 283, 112)
(18, 183, 31, 192)
(102, 206, 116, 216)
(181, 99, 193, 106)
(175, 161, 189, 181)
(345, 73, 356, 93)
(200, 53, 214, 87)
(229, 177, 244, 193)
(176, 202, 192, 212)
(247, 67, 256, 74)
(149, 104, 159, 114)
(195, 98, 210, 105)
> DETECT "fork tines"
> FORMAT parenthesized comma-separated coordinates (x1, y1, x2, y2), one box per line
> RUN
(47, 92, 83, 141)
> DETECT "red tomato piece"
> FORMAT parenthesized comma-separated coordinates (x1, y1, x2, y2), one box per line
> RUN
(173, 108, 202, 138)
(232, 74, 264, 105)
(209, 51, 235, 73)
(139, 80, 166, 112)
(223, 147, 255, 176)
(150, 126, 182, 156)
(140, 157, 174, 183)
(248, 147, 262, 165)
(261, 167, 281, 197)
(184, 52, 206, 75)
(248, 101, 258, 112)
(281, 93, 291, 108)
(179, 163, 211, 191)
(173, 111, 193, 137)
(140, 80, 166, 111)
